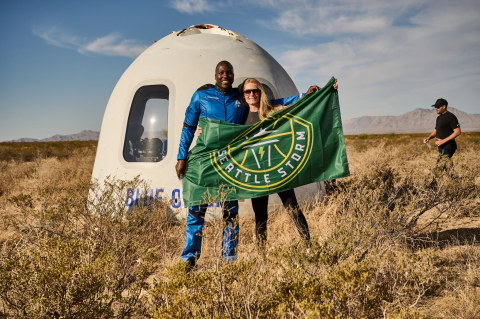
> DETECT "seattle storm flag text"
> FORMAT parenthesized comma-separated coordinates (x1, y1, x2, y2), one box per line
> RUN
(182, 77, 350, 206)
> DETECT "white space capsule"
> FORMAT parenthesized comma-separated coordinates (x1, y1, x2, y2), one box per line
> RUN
(91, 24, 326, 218)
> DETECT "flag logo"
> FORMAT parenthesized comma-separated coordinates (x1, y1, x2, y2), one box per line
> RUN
(210, 113, 313, 192)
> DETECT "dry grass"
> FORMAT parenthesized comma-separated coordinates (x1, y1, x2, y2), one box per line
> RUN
(0, 134, 479, 318)
(0, 141, 98, 162)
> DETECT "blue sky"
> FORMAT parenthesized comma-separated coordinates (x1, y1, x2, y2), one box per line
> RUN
(1, 0, 479, 141)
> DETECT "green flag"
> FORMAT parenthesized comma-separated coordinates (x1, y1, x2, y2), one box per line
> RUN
(182, 77, 349, 206)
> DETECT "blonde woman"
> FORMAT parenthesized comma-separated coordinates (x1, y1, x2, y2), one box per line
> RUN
(198, 78, 337, 246)
(238, 78, 319, 245)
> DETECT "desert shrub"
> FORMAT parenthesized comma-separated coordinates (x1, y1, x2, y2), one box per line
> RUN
(0, 141, 97, 162)
(1, 134, 479, 318)
(0, 176, 173, 318)
(0, 232, 156, 318)
(0, 161, 39, 197)
(357, 133, 368, 139)
(145, 201, 441, 318)
(144, 145, 479, 318)
(0, 146, 96, 198)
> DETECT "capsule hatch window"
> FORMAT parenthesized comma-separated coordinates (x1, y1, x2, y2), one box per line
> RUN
(123, 85, 169, 162)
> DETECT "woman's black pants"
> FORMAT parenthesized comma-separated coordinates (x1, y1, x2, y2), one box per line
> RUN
(251, 189, 310, 245)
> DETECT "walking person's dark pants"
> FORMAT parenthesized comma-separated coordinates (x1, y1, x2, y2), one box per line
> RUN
(251, 189, 310, 245)
(439, 148, 455, 158)
(436, 148, 456, 172)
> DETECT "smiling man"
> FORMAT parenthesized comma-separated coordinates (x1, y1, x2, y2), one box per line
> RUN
(423, 98, 461, 158)
(175, 61, 246, 271)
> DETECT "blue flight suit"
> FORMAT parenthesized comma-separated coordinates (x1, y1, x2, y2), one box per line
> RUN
(178, 83, 304, 262)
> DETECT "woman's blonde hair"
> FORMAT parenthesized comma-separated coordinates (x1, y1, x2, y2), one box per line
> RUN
(240, 78, 275, 120)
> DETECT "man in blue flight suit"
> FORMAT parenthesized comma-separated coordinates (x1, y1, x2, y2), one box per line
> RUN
(176, 61, 319, 271)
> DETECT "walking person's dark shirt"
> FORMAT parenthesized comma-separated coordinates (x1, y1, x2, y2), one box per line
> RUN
(435, 111, 459, 151)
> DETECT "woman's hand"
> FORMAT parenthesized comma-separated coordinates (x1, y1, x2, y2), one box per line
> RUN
(306, 78, 338, 94)
(306, 85, 321, 95)
(196, 126, 202, 137)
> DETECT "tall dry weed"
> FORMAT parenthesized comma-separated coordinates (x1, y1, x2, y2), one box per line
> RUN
(423, 244, 480, 318)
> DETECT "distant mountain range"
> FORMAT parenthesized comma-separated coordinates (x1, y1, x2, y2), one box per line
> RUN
(3, 108, 479, 142)
(4, 130, 100, 143)
(342, 107, 480, 135)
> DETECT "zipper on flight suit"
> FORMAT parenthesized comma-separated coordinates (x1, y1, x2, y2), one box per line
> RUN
(223, 92, 227, 121)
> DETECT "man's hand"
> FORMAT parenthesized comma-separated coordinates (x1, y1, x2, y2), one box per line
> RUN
(333, 78, 338, 90)
(435, 139, 445, 146)
(306, 85, 321, 95)
(175, 160, 187, 179)
(196, 126, 202, 137)
(423, 137, 429, 144)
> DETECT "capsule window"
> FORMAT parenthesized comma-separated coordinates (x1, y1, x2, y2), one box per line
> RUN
(123, 85, 169, 162)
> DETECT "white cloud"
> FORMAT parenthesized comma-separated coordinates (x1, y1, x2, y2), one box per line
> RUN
(252, 0, 426, 36)
(32, 26, 81, 50)
(171, 0, 215, 14)
(272, 7, 390, 36)
(33, 26, 148, 59)
(267, 0, 480, 118)
(81, 34, 147, 58)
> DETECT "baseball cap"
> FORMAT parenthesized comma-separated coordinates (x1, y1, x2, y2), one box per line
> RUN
(432, 98, 448, 108)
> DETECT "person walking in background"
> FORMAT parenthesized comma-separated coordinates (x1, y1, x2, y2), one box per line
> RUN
(423, 98, 461, 158)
